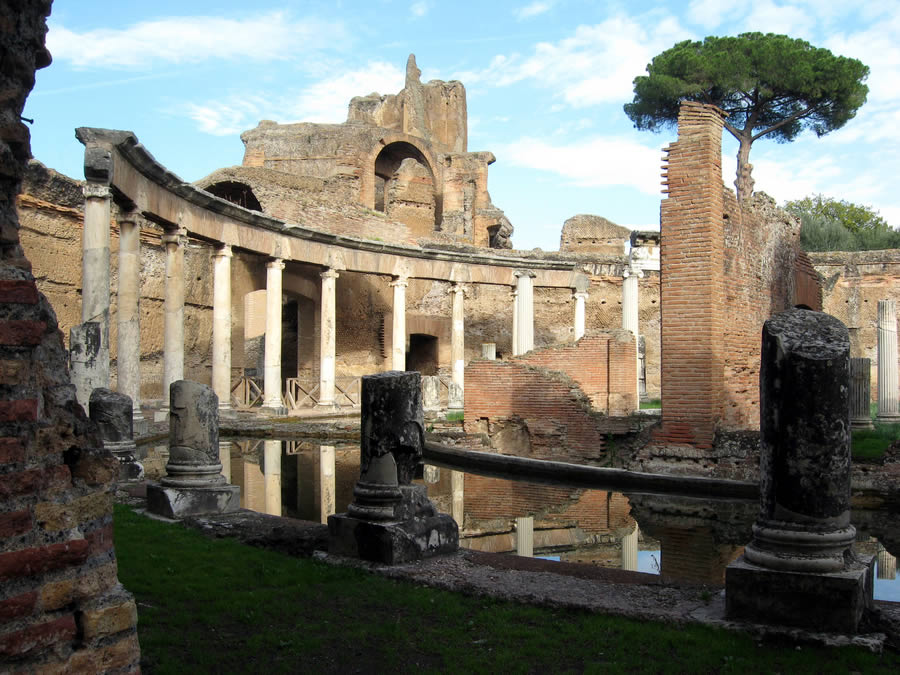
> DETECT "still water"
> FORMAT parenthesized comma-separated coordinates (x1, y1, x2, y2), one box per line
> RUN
(143, 439, 900, 601)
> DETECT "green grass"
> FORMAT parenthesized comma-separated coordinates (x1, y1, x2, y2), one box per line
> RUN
(114, 505, 899, 674)
(851, 421, 900, 462)
(640, 398, 661, 410)
(444, 410, 464, 422)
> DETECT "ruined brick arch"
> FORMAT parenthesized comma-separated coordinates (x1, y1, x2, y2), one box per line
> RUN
(204, 180, 262, 212)
(361, 134, 442, 227)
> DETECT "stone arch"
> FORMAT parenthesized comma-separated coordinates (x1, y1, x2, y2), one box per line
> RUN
(204, 180, 263, 212)
(361, 134, 442, 227)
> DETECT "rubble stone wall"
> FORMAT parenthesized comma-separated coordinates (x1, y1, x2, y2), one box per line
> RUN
(0, 1, 140, 670)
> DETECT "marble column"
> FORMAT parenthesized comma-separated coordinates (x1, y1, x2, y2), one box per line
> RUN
(573, 291, 588, 341)
(622, 268, 643, 404)
(219, 441, 232, 483)
(212, 245, 233, 413)
(481, 343, 496, 360)
(510, 288, 518, 356)
(450, 284, 465, 389)
(877, 300, 900, 421)
(263, 258, 286, 413)
(158, 228, 186, 419)
(621, 523, 639, 571)
(318, 268, 339, 406)
(319, 444, 336, 524)
(80, 182, 111, 395)
(513, 270, 535, 356)
(116, 210, 143, 423)
(391, 275, 408, 371)
(877, 548, 897, 580)
(516, 516, 534, 557)
(850, 357, 874, 429)
(263, 440, 282, 516)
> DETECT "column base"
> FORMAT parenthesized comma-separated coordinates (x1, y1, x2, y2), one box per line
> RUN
(851, 416, 875, 430)
(876, 412, 900, 423)
(725, 553, 874, 633)
(328, 512, 458, 564)
(261, 403, 288, 417)
(146, 482, 240, 519)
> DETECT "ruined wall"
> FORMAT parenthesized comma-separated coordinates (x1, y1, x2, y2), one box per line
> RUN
(654, 102, 810, 448)
(0, 2, 140, 670)
(810, 249, 900, 398)
(464, 332, 637, 464)
(559, 215, 630, 255)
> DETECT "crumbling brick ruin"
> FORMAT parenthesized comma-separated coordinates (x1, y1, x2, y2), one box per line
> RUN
(648, 102, 822, 468)
(0, 2, 140, 671)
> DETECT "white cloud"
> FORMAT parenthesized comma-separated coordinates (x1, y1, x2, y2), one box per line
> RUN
(686, 0, 743, 30)
(410, 2, 431, 18)
(456, 14, 692, 108)
(498, 135, 662, 194)
(741, 1, 815, 39)
(46, 11, 346, 69)
(181, 62, 405, 135)
(515, 2, 554, 21)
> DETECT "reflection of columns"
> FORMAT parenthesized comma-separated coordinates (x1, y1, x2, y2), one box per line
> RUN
(516, 516, 534, 557)
(263, 258, 285, 412)
(621, 523, 639, 571)
(451, 284, 465, 388)
(573, 291, 588, 341)
(391, 275, 408, 371)
(878, 300, 900, 421)
(319, 268, 339, 406)
(877, 547, 897, 580)
(219, 441, 232, 483)
(116, 210, 142, 422)
(212, 245, 233, 412)
(81, 182, 112, 392)
(513, 270, 535, 356)
(451, 470, 464, 527)
(263, 440, 282, 516)
(319, 445, 336, 524)
(160, 228, 186, 414)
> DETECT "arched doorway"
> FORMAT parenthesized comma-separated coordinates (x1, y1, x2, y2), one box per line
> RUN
(205, 181, 263, 212)
(373, 142, 437, 234)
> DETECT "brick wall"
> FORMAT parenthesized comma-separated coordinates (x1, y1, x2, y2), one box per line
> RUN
(463, 331, 636, 463)
(0, 2, 141, 671)
(655, 102, 815, 448)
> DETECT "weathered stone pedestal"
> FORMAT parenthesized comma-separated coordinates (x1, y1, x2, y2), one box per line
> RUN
(89, 388, 143, 480)
(328, 371, 458, 564)
(725, 309, 874, 633)
(147, 380, 240, 519)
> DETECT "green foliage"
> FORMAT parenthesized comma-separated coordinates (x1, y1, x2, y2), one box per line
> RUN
(640, 398, 662, 410)
(786, 194, 889, 234)
(115, 504, 900, 673)
(851, 421, 900, 462)
(445, 410, 464, 422)
(625, 33, 869, 197)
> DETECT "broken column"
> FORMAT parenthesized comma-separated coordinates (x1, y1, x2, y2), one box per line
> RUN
(70, 322, 103, 410)
(328, 371, 458, 563)
(147, 380, 240, 519)
(850, 357, 874, 429)
(726, 309, 873, 633)
(481, 343, 496, 360)
(422, 375, 440, 411)
(89, 388, 143, 481)
(877, 300, 900, 421)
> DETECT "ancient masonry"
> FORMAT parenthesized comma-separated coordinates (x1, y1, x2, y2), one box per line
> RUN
(0, 2, 140, 671)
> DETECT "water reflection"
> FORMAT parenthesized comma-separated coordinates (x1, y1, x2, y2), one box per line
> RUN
(142, 439, 900, 600)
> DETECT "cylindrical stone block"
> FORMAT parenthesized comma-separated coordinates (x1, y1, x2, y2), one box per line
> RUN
(422, 375, 441, 411)
(850, 357, 874, 429)
(877, 300, 900, 421)
(162, 380, 223, 488)
(746, 309, 854, 573)
(481, 343, 496, 360)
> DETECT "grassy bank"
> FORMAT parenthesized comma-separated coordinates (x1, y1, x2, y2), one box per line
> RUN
(114, 505, 898, 673)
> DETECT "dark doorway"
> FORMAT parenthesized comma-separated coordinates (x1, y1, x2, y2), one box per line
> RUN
(407, 333, 438, 375)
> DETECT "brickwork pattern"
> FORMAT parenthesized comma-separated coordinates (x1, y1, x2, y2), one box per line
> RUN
(463, 332, 636, 463)
(0, 2, 141, 670)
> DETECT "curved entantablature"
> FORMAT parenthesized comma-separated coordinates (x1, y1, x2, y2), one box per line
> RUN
(76, 127, 582, 287)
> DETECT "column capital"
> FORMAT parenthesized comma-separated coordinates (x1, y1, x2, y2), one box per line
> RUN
(161, 228, 187, 248)
(389, 275, 409, 288)
(514, 269, 536, 279)
(321, 268, 340, 281)
(117, 209, 139, 225)
(267, 257, 285, 271)
(214, 243, 233, 259)
(449, 283, 468, 298)
(572, 291, 589, 301)
(83, 183, 111, 200)
(623, 267, 644, 279)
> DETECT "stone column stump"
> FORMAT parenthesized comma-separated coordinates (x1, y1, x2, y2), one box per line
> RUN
(850, 357, 874, 430)
(422, 375, 441, 411)
(147, 380, 240, 519)
(328, 371, 458, 564)
(725, 309, 874, 633)
(89, 388, 143, 481)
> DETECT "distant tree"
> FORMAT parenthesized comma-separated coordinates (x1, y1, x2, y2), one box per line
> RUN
(790, 195, 900, 252)
(784, 194, 888, 234)
(624, 33, 869, 201)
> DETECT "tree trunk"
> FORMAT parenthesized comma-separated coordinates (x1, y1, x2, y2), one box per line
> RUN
(735, 136, 754, 202)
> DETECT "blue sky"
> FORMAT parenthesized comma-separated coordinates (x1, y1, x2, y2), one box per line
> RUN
(26, 1, 900, 250)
